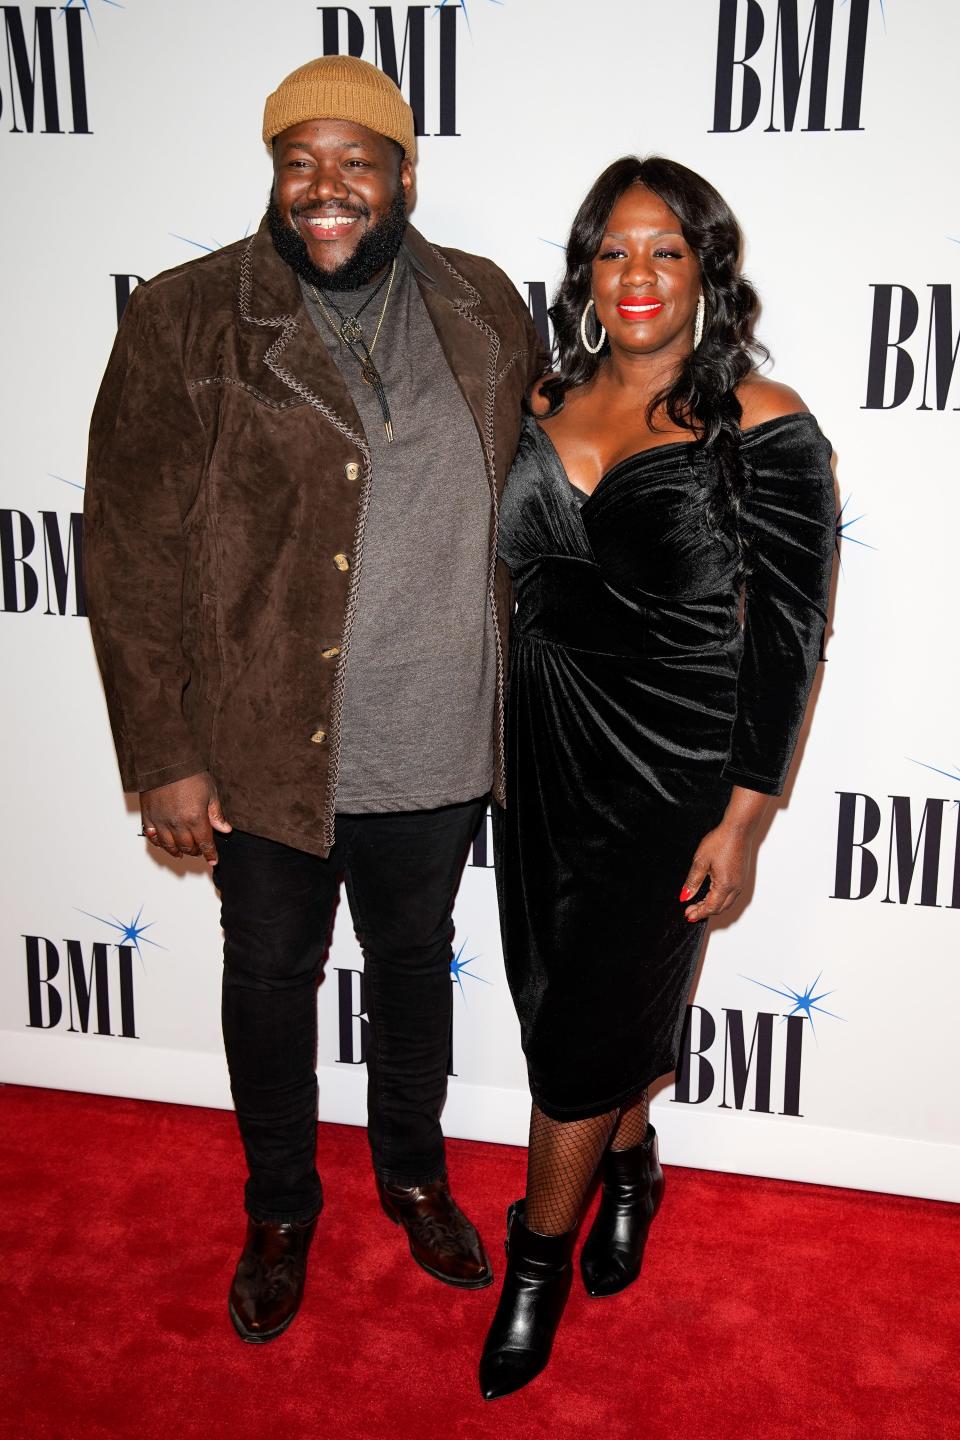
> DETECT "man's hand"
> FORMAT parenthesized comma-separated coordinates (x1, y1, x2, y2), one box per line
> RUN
(141, 772, 232, 865)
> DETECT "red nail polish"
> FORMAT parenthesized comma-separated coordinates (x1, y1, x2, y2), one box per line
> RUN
(679, 886, 693, 902)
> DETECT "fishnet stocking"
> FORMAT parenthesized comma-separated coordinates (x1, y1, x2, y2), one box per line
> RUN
(610, 1089, 650, 1152)
(525, 1102, 618, 1236)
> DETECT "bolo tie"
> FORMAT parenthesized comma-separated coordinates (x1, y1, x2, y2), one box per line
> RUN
(311, 258, 397, 442)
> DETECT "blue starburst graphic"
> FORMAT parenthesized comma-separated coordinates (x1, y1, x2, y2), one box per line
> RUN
(906, 758, 960, 793)
(741, 972, 844, 1038)
(437, 0, 504, 37)
(63, 0, 124, 8)
(835, 496, 876, 570)
(450, 941, 490, 1004)
(171, 223, 252, 256)
(61, 0, 124, 38)
(76, 905, 164, 964)
(47, 473, 84, 492)
(840, 0, 886, 33)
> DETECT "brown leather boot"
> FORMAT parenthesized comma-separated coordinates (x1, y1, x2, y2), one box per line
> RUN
(377, 1173, 493, 1288)
(228, 1213, 319, 1343)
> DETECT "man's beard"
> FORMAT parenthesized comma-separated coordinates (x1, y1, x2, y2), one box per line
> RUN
(267, 189, 407, 292)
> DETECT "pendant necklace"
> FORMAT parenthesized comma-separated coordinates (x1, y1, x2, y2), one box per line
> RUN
(311, 259, 397, 442)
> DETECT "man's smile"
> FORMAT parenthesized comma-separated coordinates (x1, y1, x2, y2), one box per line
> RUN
(303, 213, 361, 238)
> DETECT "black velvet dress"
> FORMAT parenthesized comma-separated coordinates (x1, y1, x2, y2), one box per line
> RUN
(495, 412, 835, 1120)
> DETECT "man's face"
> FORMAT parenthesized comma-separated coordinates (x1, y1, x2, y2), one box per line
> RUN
(270, 119, 413, 289)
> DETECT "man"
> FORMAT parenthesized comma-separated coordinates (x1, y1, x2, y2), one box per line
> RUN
(84, 55, 544, 1344)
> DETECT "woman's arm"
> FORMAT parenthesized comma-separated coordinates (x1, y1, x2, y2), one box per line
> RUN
(679, 382, 835, 924)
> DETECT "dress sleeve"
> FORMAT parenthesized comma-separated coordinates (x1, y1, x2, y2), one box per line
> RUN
(721, 415, 836, 796)
(83, 280, 208, 793)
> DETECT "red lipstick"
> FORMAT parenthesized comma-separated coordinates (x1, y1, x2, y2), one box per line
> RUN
(616, 296, 664, 321)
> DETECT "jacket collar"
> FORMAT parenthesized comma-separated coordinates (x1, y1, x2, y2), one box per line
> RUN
(239, 217, 497, 467)
(240, 216, 460, 320)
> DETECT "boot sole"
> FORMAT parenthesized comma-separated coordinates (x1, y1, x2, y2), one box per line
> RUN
(228, 1300, 299, 1344)
(582, 1271, 640, 1298)
(481, 1353, 550, 1400)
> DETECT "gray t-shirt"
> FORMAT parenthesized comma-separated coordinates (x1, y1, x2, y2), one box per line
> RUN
(301, 249, 496, 812)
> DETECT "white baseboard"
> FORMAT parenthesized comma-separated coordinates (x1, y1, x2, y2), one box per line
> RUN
(4, 1034, 957, 1204)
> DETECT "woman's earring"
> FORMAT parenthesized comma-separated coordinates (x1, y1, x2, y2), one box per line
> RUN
(693, 293, 705, 349)
(580, 298, 606, 355)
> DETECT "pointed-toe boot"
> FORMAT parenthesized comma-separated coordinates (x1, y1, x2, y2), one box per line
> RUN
(479, 1201, 576, 1401)
(228, 1213, 319, 1343)
(377, 1173, 493, 1288)
(580, 1125, 664, 1298)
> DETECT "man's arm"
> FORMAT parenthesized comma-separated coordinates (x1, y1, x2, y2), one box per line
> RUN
(84, 282, 230, 862)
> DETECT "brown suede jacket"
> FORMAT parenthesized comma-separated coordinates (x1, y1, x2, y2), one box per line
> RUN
(84, 220, 545, 856)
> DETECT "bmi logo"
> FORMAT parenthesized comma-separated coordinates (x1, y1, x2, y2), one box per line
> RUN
(1, 476, 85, 616)
(112, 272, 144, 326)
(524, 281, 551, 352)
(318, 4, 463, 137)
(468, 806, 494, 868)
(0, 3, 111, 135)
(711, 0, 874, 135)
(673, 967, 844, 1116)
(674, 1005, 806, 1115)
(832, 787, 960, 908)
(335, 940, 487, 1075)
(24, 906, 159, 1039)
(863, 283, 960, 411)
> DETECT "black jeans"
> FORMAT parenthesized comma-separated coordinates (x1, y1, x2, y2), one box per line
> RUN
(215, 799, 484, 1224)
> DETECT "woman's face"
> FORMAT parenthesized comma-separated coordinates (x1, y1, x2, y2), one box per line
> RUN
(590, 184, 701, 357)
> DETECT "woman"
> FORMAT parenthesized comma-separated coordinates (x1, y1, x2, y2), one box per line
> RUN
(480, 157, 835, 1400)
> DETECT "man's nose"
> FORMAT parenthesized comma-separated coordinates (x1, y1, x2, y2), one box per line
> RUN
(307, 165, 350, 202)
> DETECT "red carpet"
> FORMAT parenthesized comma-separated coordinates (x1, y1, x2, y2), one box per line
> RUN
(1, 1085, 956, 1440)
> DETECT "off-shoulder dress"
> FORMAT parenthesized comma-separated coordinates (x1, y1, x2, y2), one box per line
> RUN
(494, 412, 835, 1119)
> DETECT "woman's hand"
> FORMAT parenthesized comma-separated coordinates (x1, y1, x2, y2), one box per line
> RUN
(679, 787, 771, 923)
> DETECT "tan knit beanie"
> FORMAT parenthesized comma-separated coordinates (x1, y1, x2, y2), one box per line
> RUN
(263, 55, 416, 160)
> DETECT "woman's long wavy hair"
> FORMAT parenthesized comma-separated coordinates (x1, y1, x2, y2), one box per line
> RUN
(540, 156, 767, 558)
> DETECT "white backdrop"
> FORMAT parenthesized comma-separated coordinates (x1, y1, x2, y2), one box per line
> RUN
(2, 0, 958, 1203)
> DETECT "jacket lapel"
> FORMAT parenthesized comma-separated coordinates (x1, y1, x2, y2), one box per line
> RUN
(236, 219, 503, 472)
(238, 219, 368, 453)
(404, 226, 501, 477)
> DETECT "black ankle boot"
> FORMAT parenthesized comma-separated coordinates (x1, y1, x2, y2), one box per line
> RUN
(478, 1201, 576, 1401)
(580, 1125, 664, 1298)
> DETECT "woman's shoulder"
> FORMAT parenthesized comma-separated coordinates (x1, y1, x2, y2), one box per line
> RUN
(736, 375, 809, 429)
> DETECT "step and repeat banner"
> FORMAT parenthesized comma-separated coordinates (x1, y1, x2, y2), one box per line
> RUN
(2, 1, 958, 1203)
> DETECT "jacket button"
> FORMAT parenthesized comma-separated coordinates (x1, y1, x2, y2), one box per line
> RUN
(321, 646, 340, 660)
(344, 461, 361, 481)
(310, 729, 327, 745)
(333, 553, 350, 572)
